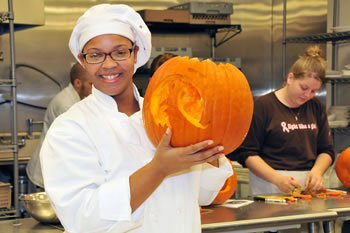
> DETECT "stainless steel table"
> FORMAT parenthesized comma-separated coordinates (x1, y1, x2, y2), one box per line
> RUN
(290, 189, 350, 232)
(201, 201, 338, 233)
(325, 190, 350, 220)
(0, 198, 342, 233)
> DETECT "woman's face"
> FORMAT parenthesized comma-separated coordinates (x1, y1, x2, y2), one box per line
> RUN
(79, 34, 138, 98)
(286, 73, 322, 107)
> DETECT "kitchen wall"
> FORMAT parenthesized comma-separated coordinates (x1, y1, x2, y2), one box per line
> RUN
(0, 0, 327, 134)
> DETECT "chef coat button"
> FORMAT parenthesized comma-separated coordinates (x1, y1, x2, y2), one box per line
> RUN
(176, 208, 182, 215)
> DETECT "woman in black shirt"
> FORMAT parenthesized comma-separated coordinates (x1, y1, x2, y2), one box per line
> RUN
(229, 45, 334, 195)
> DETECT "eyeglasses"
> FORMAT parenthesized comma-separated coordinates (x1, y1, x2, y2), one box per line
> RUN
(82, 45, 135, 64)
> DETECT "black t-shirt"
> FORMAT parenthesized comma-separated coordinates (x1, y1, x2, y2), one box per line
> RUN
(228, 92, 335, 170)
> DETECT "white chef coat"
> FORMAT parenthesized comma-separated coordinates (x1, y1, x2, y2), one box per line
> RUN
(40, 85, 233, 233)
(27, 83, 80, 188)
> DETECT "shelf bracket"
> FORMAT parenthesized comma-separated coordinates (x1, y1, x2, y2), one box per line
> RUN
(208, 26, 242, 58)
(214, 27, 242, 48)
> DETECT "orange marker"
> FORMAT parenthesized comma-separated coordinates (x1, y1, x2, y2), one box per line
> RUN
(293, 194, 312, 199)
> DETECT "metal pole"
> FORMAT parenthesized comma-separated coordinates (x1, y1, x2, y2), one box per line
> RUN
(332, 0, 338, 28)
(331, 0, 338, 106)
(209, 29, 216, 58)
(282, 0, 287, 79)
(8, 0, 20, 217)
(332, 0, 338, 71)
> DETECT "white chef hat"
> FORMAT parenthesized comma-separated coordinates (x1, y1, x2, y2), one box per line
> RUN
(69, 4, 151, 72)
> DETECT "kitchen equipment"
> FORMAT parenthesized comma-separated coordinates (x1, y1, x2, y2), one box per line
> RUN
(169, 2, 233, 25)
(19, 192, 60, 224)
(138, 9, 190, 24)
(169, 2, 233, 15)
(189, 13, 231, 24)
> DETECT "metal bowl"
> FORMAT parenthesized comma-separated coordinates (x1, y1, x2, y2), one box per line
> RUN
(19, 192, 60, 224)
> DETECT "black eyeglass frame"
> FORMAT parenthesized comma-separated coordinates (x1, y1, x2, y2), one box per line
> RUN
(81, 45, 136, 64)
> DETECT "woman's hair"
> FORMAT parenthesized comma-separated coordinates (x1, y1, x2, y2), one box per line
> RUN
(289, 45, 327, 84)
(149, 53, 178, 77)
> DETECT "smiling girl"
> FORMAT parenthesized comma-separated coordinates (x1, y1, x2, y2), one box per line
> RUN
(40, 4, 232, 233)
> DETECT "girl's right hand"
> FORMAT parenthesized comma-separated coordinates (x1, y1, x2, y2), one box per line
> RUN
(275, 175, 301, 193)
(152, 128, 225, 177)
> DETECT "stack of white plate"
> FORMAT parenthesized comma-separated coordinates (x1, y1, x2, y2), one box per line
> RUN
(328, 106, 350, 128)
(343, 64, 350, 76)
(331, 26, 350, 33)
(326, 70, 343, 78)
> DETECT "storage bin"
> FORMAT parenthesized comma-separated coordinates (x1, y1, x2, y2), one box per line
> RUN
(0, 182, 12, 209)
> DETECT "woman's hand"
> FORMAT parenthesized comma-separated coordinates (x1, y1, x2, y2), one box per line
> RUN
(275, 175, 302, 193)
(304, 153, 332, 192)
(305, 171, 324, 192)
(152, 128, 225, 177)
(245, 156, 301, 194)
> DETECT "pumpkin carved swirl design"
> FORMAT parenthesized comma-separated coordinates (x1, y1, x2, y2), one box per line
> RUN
(143, 56, 254, 156)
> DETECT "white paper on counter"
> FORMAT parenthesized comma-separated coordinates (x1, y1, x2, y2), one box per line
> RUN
(219, 199, 254, 208)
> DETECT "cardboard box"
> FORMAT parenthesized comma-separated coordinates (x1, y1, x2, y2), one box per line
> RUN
(138, 10, 190, 24)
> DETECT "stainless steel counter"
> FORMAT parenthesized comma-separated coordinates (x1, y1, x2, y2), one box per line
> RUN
(2, 190, 350, 233)
(201, 201, 337, 233)
(0, 204, 339, 233)
(324, 187, 350, 221)
(202, 189, 350, 233)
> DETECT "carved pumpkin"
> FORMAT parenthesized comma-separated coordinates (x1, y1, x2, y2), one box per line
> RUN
(336, 147, 350, 187)
(143, 56, 253, 155)
(212, 158, 238, 204)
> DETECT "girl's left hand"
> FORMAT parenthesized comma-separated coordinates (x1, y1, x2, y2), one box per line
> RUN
(305, 171, 324, 191)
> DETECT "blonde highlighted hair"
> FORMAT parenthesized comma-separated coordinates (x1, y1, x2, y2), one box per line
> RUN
(289, 45, 326, 84)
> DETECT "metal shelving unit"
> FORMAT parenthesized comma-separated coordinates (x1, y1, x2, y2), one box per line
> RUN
(0, 0, 20, 219)
(145, 22, 241, 58)
(285, 31, 350, 43)
(285, 31, 350, 79)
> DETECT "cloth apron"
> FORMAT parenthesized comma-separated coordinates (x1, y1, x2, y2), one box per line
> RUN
(249, 170, 310, 196)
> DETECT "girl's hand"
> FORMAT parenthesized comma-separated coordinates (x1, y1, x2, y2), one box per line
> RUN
(152, 128, 225, 177)
(275, 175, 302, 193)
(305, 171, 324, 192)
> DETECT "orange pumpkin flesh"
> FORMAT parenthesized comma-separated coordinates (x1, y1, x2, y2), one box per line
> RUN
(336, 147, 350, 187)
(212, 158, 238, 204)
(143, 56, 254, 156)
